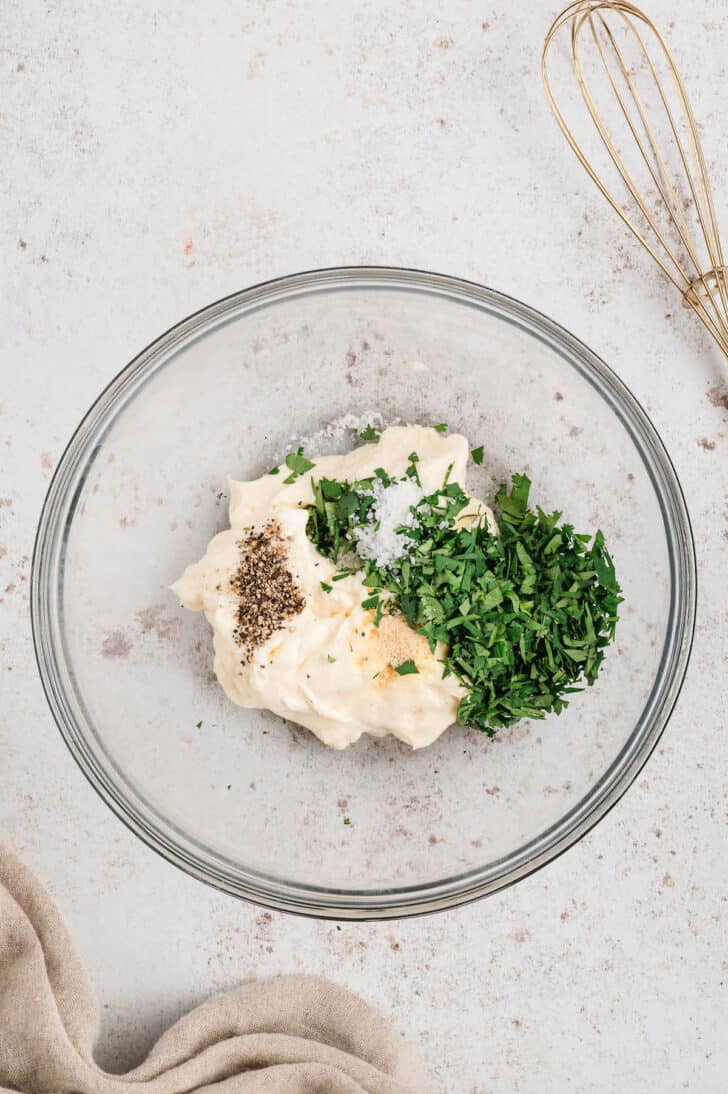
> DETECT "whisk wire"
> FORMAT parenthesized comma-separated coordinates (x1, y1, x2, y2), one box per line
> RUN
(542, 0, 728, 359)
(593, 13, 704, 278)
(629, 13, 728, 326)
(573, 14, 690, 288)
(542, 4, 684, 289)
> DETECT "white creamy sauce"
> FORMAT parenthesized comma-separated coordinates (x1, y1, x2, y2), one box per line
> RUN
(172, 426, 496, 750)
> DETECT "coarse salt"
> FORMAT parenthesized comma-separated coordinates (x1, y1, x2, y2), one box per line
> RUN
(354, 479, 424, 569)
(294, 411, 390, 455)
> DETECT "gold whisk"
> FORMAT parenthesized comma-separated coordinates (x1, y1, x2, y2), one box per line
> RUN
(542, 0, 728, 358)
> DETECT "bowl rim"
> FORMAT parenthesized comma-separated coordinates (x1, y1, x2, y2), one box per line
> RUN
(31, 265, 698, 919)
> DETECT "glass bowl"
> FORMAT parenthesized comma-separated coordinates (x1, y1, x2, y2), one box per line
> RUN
(31, 267, 696, 918)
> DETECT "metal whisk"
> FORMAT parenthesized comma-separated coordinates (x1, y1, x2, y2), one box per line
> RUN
(542, 0, 728, 358)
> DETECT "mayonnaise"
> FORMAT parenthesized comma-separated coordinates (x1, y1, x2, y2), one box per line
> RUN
(172, 426, 495, 749)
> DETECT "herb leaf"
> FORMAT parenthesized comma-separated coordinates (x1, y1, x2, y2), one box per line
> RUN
(284, 447, 315, 483)
(471, 445, 484, 465)
(395, 659, 420, 676)
(360, 424, 380, 442)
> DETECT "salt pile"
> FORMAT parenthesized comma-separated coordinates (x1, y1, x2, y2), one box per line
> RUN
(354, 479, 423, 569)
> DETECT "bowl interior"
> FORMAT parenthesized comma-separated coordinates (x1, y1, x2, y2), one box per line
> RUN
(35, 270, 693, 915)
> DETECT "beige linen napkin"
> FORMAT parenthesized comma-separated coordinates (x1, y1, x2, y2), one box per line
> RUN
(0, 841, 431, 1093)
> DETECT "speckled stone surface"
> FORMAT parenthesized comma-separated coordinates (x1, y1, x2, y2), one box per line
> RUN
(2, 2, 727, 1090)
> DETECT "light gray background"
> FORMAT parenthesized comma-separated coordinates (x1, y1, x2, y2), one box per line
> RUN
(2, 2, 726, 1090)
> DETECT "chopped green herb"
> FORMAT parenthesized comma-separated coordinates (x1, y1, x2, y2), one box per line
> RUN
(268, 466, 280, 475)
(434, 423, 448, 433)
(343, 816, 351, 825)
(215, 491, 227, 502)
(226, 784, 232, 790)
(328, 654, 336, 663)
(360, 424, 380, 442)
(471, 445, 484, 465)
(332, 571, 351, 581)
(195, 720, 203, 729)
(395, 659, 420, 676)
(320, 581, 332, 593)
(336, 924, 341, 931)
(304, 462, 621, 735)
(284, 447, 315, 484)
(406, 450, 422, 486)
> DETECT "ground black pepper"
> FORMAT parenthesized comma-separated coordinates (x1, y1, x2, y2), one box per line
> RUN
(230, 521, 305, 661)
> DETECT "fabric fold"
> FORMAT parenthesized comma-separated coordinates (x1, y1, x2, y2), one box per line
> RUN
(0, 841, 430, 1094)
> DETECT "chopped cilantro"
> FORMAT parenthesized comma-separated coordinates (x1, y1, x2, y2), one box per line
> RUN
(343, 816, 351, 825)
(359, 424, 380, 442)
(215, 491, 227, 502)
(434, 423, 448, 433)
(268, 466, 280, 475)
(320, 581, 332, 593)
(471, 445, 484, 465)
(395, 659, 420, 676)
(328, 654, 336, 663)
(195, 720, 203, 729)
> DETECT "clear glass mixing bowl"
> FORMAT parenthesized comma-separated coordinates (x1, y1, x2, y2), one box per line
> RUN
(31, 268, 696, 918)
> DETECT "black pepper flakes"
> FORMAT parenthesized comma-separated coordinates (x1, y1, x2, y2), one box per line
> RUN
(230, 521, 305, 662)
